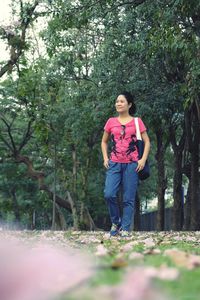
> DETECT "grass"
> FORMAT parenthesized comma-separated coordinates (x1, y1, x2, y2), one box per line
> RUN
(79, 232, 200, 300)
(160, 269, 200, 300)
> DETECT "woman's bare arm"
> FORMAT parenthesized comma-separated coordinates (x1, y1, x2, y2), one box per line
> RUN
(136, 131, 150, 172)
(101, 131, 110, 168)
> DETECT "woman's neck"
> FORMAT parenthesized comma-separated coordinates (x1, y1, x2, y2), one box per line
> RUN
(118, 112, 132, 119)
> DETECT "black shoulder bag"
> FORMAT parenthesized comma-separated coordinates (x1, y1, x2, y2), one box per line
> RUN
(134, 117, 150, 180)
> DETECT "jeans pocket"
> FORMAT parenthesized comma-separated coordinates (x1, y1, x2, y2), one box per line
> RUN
(108, 160, 115, 167)
(107, 160, 117, 171)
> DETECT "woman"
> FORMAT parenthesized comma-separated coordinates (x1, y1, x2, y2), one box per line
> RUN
(101, 92, 150, 237)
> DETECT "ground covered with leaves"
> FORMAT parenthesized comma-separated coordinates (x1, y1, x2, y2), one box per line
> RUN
(0, 230, 200, 300)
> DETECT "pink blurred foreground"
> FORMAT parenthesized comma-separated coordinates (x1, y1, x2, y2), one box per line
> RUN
(0, 235, 92, 300)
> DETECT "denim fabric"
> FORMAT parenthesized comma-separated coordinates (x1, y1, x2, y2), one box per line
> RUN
(104, 161, 139, 231)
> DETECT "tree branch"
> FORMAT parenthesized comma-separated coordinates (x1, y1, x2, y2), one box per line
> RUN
(0, 0, 40, 78)
(0, 114, 17, 153)
(18, 119, 34, 152)
(15, 154, 73, 212)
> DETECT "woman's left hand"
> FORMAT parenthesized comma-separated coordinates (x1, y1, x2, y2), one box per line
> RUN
(136, 159, 146, 172)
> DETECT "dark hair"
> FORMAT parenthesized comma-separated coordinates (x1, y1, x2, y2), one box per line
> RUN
(119, 91, 136, 116)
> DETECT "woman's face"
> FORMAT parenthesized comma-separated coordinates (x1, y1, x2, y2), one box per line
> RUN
(115, 95, 131, 114)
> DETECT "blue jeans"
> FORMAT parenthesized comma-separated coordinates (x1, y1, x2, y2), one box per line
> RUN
(104, 161, 139, 231)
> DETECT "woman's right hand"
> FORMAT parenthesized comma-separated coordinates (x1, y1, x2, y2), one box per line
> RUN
(103, 158, 109, 169)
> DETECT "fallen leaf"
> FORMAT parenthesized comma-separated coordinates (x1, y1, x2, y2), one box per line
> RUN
(120, 243, 133, 252)
(114, 267, 166, 300)
(103, 233, 111, 240)
(129, 252, 144, 260)
(142, 238, 156, 248)
(95, 245, 108, 256)
(155, 265, 179, 280)
(78, 236, 101, 244)
(111, 258, 128, 269)
(164, 248, 200, 269)
(144, 248, 161, 255)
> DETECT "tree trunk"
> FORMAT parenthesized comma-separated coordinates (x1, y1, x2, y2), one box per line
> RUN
(190, 104, 200, 230)
(183, 181, 191, 230)
(31, 210, 36, 230)
(169, 126, 185, 230)
(79, 202, 96, 230)
(72, 145, 77, 195)
(67, 191, 79, 230)
(55, 204, 67, 230)
(52, 143, 57, 230)
(10, 187, 20, 222)
(71, 145, 96, 230)
(155, 130, 167, 231)
(172, 154, 184, 230)
(15, 154, 96, 230)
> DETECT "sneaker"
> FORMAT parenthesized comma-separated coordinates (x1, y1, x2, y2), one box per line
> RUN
(120, 230, 130, 238)
(110, 223, 121, 236)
